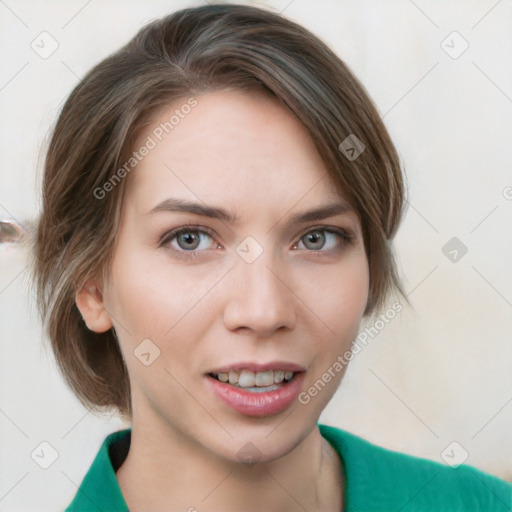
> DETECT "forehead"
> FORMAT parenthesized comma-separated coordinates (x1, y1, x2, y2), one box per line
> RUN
(124, 89, 349, 219)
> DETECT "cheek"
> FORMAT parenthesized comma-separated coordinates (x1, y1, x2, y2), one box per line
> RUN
(297, 253, 368, 410)
(333, 265, 369, 334)
(102, 242, 175, 342)
(103, 241, 219, 356)
(306, 249, 369, 339)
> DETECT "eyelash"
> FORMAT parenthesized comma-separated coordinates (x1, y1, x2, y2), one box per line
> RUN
(159, 224, 354, 261)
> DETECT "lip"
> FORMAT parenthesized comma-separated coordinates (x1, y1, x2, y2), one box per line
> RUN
(208, 361, 307, 374)
(206, 371, 305, 417)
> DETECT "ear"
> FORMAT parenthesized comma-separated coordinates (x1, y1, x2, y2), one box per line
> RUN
(75, 278, 113, 333)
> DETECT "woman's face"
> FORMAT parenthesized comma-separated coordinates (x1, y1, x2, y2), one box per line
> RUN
(98, 89, 369, 461)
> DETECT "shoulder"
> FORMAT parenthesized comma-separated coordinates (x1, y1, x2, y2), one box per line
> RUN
(318, 423, 512, 511)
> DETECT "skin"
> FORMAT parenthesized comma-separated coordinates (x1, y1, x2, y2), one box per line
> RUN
(76, 88, 369, 512)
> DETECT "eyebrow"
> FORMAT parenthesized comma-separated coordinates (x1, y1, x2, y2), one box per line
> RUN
(148, 197, 353, 226)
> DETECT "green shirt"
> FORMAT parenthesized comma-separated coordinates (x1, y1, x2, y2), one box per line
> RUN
(65, 423, 511, 511)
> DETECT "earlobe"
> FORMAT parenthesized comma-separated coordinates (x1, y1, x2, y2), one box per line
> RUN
(75, 279, 113, 333)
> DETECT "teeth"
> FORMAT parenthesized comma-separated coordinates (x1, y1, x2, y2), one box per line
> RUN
(255, 371, 274, 387)
(238, 370, 256, 387)
(214, 369, 296, 388)
(274, 370, 284, 383)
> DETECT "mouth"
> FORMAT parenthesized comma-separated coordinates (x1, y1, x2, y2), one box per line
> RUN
(206, 363, 306, 417)
(207, 369, 298, 392)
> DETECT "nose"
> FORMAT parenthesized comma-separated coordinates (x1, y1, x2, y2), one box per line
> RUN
(223, 251, 297, 336)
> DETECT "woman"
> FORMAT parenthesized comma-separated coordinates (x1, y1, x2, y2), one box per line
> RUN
(32, 3, 511, 511)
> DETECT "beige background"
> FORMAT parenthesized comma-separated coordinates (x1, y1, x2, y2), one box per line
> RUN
(0, 0, 511, 510)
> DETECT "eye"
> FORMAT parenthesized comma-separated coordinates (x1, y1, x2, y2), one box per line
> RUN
(160, 226, 219, 260)
(293, 227, 353, 252)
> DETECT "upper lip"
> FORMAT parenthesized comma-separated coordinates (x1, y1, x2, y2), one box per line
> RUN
(208, 361, 306, 374)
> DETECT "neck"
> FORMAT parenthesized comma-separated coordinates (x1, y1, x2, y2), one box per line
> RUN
(116, 417, 344, 512)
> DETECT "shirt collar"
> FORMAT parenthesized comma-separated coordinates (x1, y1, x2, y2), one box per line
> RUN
(65, 429, 131, 511)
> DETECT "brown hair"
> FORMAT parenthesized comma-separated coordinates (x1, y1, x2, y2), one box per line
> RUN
(32, 3, 406, 420)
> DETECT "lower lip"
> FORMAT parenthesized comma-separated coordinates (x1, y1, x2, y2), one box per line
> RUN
(206, 373, 305, 417)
